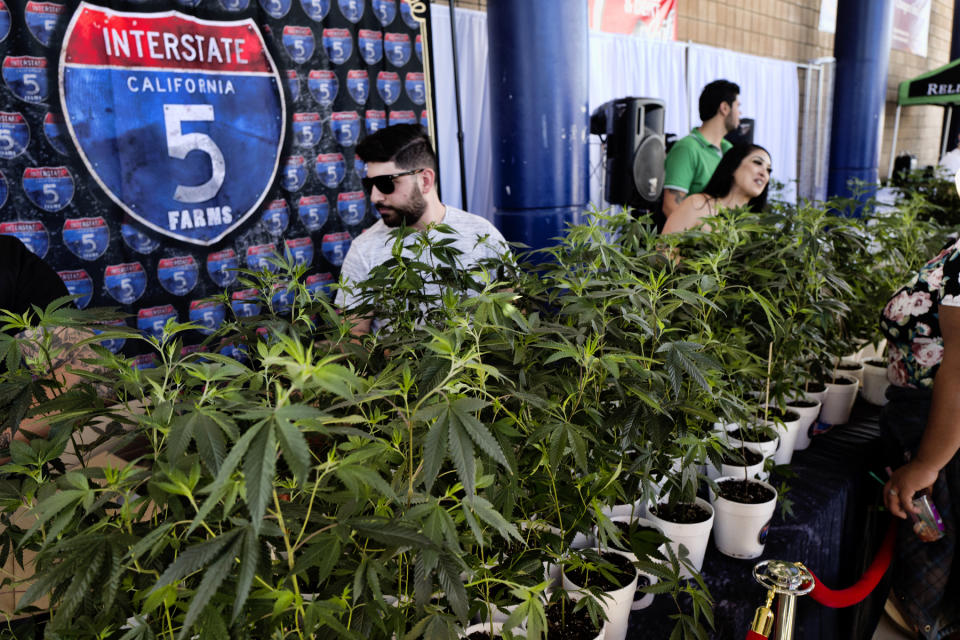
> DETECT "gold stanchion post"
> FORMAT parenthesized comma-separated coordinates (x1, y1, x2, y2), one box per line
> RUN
(752, 560, 816, 640)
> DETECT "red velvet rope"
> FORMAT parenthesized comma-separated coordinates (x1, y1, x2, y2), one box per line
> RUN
(745, 520, 897, 639)
(808, 519, 897, 608)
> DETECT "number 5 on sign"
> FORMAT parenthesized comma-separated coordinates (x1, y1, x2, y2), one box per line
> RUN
(22, 73, 40, 96)
(43, 182, 59, 205)
(164, 104, 225, 203)
(61, 4, 286, 246)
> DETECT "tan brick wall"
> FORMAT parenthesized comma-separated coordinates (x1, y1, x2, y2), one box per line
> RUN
(880, 0, 954, 171)
(678, 0, 954, 173)
(677, 0, 833, 61)
(433, 0, 955, 177)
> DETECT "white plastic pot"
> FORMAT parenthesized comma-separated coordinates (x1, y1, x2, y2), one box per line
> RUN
(563, 550, 637, 640)
(803, 386, 827, 406)
(709, 423, 766, 479)
(564, 501, 650, 550)
(477, 597, 520, 625)
(571, 530, 593, 550)
(462, 622, 528, 638)
(766, 409, 803, 465)
(646, 497, 715, 579)
(536, 601, 606, 640)
(710, 477, 778, 559)
(838, 359, 865, 387)
(785, 397, 821, 451)
(706, 454, 766, 482)
(712, 420, 739, 433)
(819, 375, 859, 425)
(652, 455, 684, 503)
(861, 359, 890, 406)
(602, 501, 646, 521)
(603, 515, 661, 610)
(720, 426, 776, 480)
(574, 501, 650, 552)
(849, 341, 885, 363)
(726, 430, 779, 462)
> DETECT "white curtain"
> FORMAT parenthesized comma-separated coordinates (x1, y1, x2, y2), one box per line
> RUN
(588, 32, 689, 135)
(429, 9, 802, 219)
(430, 8, 494, 219)
(687, 44, 800, 202)
(587, 32, 688, 207)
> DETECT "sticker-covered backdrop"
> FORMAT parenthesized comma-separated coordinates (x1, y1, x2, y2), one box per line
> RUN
(0, 0, 429, 366)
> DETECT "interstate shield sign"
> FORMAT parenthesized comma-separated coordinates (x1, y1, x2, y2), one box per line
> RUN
(59, 4, 286, 246)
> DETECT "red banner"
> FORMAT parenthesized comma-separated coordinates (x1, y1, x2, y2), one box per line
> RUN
(892, 0, 931, 58)
(587, 0, 677, 40)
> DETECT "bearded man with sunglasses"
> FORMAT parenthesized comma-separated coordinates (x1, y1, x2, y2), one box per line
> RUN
(336, 124, 507, 335)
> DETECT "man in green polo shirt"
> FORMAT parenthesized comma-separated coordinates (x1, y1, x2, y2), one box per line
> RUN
(662, 79, 740, 219)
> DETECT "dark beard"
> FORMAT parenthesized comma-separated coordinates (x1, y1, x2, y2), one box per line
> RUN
(725, 111, 738, 133)
(379, 187, 427, 228)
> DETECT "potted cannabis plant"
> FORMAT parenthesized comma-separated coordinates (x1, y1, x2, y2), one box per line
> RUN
(860, 356, 890, 406)
(561, 549, 637, 640)
(599, 515, 663, 611)
(709, 474, 778, 559)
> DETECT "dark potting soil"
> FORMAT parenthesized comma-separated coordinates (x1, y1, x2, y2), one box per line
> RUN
(486, 581, 520, 605)
(719, 447, 763, 466)
(830, 376, 856, 385)
(467, 632, 523, 640)
(497, 540, 526, 560)
(637, 575, 651, 589)
(765, 408, 801, 422)
(613, 521, 659, 538)
(565, 551, 636, 592)
(806, 381, 826, 393)
(717, 479, 775, 504)
(787, 399, 818, 408)
(611, 521, 662, 556)
(651, 501, 711, 524)
(486, 566, 540, 604)
(837, 362, 863, 370)
(865, 358, 886, 367)
(730, 427, 775, 444)
(545, 603, 603, 640)
(468, 631, 521, 640)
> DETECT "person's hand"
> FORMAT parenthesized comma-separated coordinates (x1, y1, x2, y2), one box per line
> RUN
(883, 461, 939, 519)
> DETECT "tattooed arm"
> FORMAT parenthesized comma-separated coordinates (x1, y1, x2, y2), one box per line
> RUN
(661, 188, 687, 219)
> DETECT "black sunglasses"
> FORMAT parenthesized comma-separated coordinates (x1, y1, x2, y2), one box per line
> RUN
(361, 168, 423, 195)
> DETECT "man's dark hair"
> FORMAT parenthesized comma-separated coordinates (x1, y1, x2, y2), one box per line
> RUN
(356, 124, 437, 172)
(698, 79, 740, 122)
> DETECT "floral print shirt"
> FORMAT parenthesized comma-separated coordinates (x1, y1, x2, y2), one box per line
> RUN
(880, 237, 960, 389)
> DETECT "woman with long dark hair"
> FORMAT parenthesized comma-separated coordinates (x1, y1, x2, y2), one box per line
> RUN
(662, 143, 771, 234)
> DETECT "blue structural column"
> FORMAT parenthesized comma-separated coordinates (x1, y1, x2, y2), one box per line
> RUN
(486, 0, 589, 250)
(827, 0, 894, 202)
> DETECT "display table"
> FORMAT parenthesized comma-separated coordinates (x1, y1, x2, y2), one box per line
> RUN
(629, 401, 891, 639)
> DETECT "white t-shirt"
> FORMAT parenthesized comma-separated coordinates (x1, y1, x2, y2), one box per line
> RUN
(335, 206, 508, 332)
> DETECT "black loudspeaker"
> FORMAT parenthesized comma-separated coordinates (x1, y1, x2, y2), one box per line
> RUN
(893, 153, 918, 184)
(725, 117, 755, 146)
(590, 97, 666, 209)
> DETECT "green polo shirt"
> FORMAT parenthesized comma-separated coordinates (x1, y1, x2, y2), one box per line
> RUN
(663, 129, 732, 195)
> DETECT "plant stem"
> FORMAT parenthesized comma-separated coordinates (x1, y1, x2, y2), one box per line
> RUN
(763, 341, 773, 423)
(272, 489, 304, 638)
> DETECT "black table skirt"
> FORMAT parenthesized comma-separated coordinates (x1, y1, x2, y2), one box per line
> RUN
(629, 400, 891, 640)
